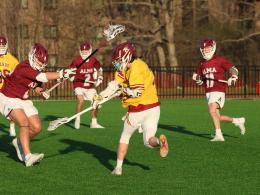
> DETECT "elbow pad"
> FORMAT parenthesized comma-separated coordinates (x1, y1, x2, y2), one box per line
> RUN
(36, 73, 48, 83)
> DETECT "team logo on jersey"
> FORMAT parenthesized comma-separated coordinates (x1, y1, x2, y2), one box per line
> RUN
(203, 67, 216, 75)
(80, 68, 93, 74)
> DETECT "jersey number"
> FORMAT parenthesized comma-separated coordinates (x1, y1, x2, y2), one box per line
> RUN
(83, 74, 91, 87)
(205, 73, 214, 88)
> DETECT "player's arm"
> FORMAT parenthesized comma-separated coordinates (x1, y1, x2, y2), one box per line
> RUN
(35, 69, 76, 83)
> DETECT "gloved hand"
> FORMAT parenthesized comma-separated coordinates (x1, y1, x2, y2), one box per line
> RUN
(59, 68, 76, 79)
(227, 75, 238, 86)
(95, 76, 103, 87)
(192, 73, 203, 85)
(92, 95, 103, 109)
(41, 91, 50, 100)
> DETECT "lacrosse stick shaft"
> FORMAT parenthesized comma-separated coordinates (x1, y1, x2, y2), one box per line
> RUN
(67, 91, 120, 122)
(203, 78, 228, 84)
(44, 49, 98, 94)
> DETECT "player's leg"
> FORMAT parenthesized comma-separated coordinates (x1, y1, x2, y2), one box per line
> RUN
(142, 106, 168, 157)
(87, 89, 104, 128)
(75, 94, 84, 129)
(208, 103, 224, 141)
(9, 120, 16, 137)
(112, 112, 140, 175)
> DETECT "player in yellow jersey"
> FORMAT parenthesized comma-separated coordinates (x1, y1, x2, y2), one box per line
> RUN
(93, 42, 169, 175)
(0, 36, 19, 137)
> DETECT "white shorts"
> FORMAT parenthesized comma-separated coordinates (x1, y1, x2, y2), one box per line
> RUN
(206, 92, 225, 109)
(74, 87, 97, 102)
(120, 106, 160, 147)
(0, 93, 38, 119)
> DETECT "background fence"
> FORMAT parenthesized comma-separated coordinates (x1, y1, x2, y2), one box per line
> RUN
(31, 65, 260, 100)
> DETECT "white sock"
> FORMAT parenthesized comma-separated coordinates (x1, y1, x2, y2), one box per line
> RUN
(25, 153, 32, 161)
(76, 116, 80, 121)
(215, 129, 222, 136)
(92, 118, 97, 124)
(232, 118, 240, 124)
(10, 122, 15, 130)
(116, 159, 123, 168)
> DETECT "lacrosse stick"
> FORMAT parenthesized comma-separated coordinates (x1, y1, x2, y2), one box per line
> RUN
(43, 49, 98, 97)
(47, 90, 121, 131)
(103, 24, 125, 41)
(203, 78, 228, 84)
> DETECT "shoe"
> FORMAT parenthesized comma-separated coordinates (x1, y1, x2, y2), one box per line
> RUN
(90, 123, 104, 128)
(159, 134, 169, 157)
(234, 117, 246, 135)
(74, 118, 80, 129)
(25, 153, 44, 167)
(111, 167, 122, 176)
(12, 138, 25, 162)
(210, 134, 225, 142)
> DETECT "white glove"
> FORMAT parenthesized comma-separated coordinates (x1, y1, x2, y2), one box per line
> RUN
(95, 76, 103, 87)
(227, 75, 238, 86)
(192, 73, 203, 85)
(59, 68, 76, 79)
(42, 91, 50, 100)
(123, 88, 142, 98)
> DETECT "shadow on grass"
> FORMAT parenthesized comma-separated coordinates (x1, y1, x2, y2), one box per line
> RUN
(55, 138, 150, 171)
(158, 124, 237, 139)
(0, 134, 21, 162)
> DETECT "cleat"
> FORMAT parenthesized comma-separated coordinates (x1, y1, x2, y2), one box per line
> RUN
(12, 138, 25, 162)
(74, 118, 80, 129)
(90, 123, 104, 128)
(234, 117, 246, 135)
(25, 153, 44, 167)
(159, 134, 169, 157)
(210, 134, 225, 142)
(111, 167, 122, 176)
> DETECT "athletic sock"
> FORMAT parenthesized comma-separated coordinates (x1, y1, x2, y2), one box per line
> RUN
(215, 128, 222, 136)
(116, 159, 123, 168)
(25, 153, 32, 161)
(92, 118, 97, 124)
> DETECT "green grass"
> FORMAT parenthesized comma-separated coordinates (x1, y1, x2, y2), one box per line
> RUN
(0, 99, 260, 194)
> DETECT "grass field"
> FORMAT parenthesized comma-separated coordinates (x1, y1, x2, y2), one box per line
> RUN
(0, 99, 260, 194)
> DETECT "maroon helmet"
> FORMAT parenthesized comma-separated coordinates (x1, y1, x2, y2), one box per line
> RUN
(80, 41, 92, 59)
(0, 36, 8, 56)
(112, 41, 135, 71)
(200, 39, 216, 60)
(28, 43, 48, 71)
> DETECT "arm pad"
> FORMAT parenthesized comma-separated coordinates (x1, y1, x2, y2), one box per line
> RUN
(36, 73, 48, 83)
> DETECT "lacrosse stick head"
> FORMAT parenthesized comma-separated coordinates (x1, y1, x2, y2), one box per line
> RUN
(103, 24, 125, 41)
(47, 117, 69, 131)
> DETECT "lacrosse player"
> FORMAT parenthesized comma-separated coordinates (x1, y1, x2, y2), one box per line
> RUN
(0, 43, 76, 166)
(192, 39, 246, 142)
(93, 41, 169, 176)
(0, 36, 19, 137)
(69, 41, 104, 129)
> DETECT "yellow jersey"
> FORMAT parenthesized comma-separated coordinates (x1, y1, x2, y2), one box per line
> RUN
(115, 58, 159, 111)
(0, 53, 19, 89)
